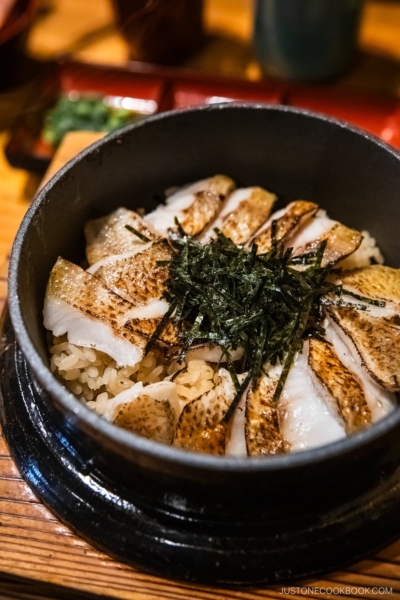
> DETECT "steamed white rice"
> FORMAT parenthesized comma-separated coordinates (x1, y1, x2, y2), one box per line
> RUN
(49, 334, 219, 419)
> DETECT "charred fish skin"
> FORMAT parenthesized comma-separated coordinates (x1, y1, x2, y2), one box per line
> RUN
(88, 239, 173, 307)
(245, 367, 285, 456)
(85, 207, 158, 266)
(43, 257, 147, 366)
(254, 200, 319, 254)
(124, 317, 181, 348)
(294, 223, 363, 266)
(201, 187, 277, 245)
(173, 369, 235, 455)
(328, 306, 400, 393)
(308, 338, 371, 434)
(113, 395, 177, 445)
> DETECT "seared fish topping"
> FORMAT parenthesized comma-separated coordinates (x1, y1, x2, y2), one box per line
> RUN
(44, 257, 147, 366)
(308, 338, 371, 433)
(254, 200, 318, 253)
(328, 306, 400, 392)
(174, 369, 237, 455)
(85, 207, 157, 265)
(44, 177, 396, 456)
(145, 175, 235, 237)
(201, 187, 277, 245)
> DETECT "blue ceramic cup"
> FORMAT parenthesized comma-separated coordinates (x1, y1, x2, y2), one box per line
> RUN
(253, 0, 363, 81)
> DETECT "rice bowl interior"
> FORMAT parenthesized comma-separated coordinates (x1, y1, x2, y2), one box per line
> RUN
(43, 174, 399, 458)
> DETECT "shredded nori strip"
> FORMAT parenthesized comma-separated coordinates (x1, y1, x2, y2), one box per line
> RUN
(125, 224, 151, 243)
(151, 224, 384, 421)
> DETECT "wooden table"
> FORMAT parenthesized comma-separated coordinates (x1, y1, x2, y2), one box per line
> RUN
(2, 1, 400, 597)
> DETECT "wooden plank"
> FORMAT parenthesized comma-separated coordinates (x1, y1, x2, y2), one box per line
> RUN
(0, 499, 59, 522)
(0, 457, 21, 479)
(0, 436, 10, 456)
(40, 132, 105, 189)
(0, 479, 39, 503)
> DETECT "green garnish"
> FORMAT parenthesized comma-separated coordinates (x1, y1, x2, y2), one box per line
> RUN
(149, 226, 384, 422)
(42, 95, 140, 149)
(125, 224, 151, 243)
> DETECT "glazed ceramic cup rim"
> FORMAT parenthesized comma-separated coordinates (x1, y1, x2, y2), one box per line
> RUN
(9, 102, 400, 473)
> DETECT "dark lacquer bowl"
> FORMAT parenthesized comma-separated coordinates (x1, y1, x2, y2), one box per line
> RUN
(3, 104, 400, 586)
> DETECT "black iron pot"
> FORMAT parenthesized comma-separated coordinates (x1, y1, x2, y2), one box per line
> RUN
(3, 104, 400, 586)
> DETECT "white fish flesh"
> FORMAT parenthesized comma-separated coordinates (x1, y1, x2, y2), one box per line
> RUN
(108, 381, 179, 444)
(88, 239, 180, 347)
(225, 380, 248, 457)
(289, 209, 335, 249)
(328, 306, 400, 393)
(175, 344, 244, 364)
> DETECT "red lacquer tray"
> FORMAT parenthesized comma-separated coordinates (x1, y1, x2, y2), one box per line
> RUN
(5, 57, 400, 173)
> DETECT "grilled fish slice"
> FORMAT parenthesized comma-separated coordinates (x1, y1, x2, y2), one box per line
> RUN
(200, 187, 277, 245)
(87, 239, 172, 312)
(279, 345, 346, 452)
(88, 239, 180, 347)
(85, 207, 157, 266)
(324, 318, 395, 421)
(103, 381, 179, 444)
(337, 265, 400, 308)
(253, 200, 318, 253)
(308, 338, 371, 434)
(293, 223, 362, 266)
(145, 175, 235, 237)
(173, 368, 239, 455)
(115, 395, 176, 443)
(328, 306, 400, 392)
(114, 395, 176, 444)
(245, 365, 285, 456)
(43, 257, 147, 366)
(289, 209, 335, 249)
(101, 380, 180, 417)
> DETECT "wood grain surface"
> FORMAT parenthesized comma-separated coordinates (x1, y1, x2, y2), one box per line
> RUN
(2, 414, 400, 600)
(1, 130, 400, 600)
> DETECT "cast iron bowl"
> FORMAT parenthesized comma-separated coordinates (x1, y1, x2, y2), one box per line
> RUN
(3, 104, 400, 586)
